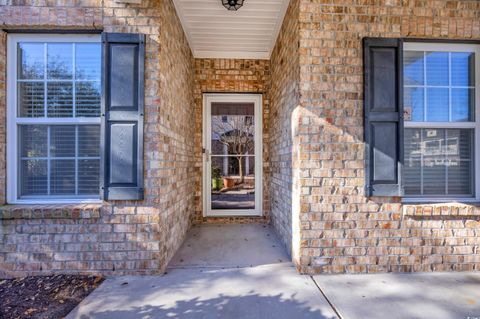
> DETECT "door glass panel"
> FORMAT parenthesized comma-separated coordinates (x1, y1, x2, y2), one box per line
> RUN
(210, 102, 256, 211)
(211, 102, 255, 155)
(211, 158, 255, 210)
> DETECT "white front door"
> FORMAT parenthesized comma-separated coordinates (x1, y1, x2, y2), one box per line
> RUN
(203, 94, 263, 217)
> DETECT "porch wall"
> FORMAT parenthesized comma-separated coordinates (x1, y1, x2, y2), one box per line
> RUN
(0, 0, 196, 277)
(193, 58, 270, 224)
(269, 0, 301, 264)
(296, 0, 480, 274)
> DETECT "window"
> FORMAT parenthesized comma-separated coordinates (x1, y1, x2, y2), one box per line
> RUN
(403, 43, 480, 199)
(7, 34, 102, 203)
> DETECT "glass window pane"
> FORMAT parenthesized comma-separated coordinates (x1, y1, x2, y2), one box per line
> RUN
(445, 129, 473, 161)
(426, 88, 448, 121)
(47, 43, 73, 79)
(404, 128, 422, 196)
(451, 52, 474, 87)
(404, 128, 474, 197)
(404, 160, 421, 195)
(47, 82, 73, 117)
(447, 160, 472, 195)
(451, 88, 474, 122)
(18, 82, 44, 117)
(426, 51, 449, 86)
(78, 125, 100, 157)
(50, 126, 75, 157)
(423, 129, 445, 157)
(18, 43, 44, 79)
(78, 159, 100, 195)
(16, 39, 102, 199)
(75, 43, 101, 80)
(403, 51, 424, 85)
(423, 163, 446, 195)
(76, 81, 101, 117)
(423, 129, 447, 195)
(20, 125, 48, 157)
(50, 159, 75, 195)
(404, 129, 421, 160)
(20, 159, 48, 196)
(404, 87, 424, 121)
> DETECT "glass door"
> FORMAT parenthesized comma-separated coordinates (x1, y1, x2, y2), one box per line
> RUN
(203, 94, 262, 216)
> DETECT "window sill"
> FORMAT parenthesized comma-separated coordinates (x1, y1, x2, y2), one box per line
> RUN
(0, 203, 104, 220)
(402, 198, 480, 205)
(9, 199, 103, 205)
(403, 201, 480, 219)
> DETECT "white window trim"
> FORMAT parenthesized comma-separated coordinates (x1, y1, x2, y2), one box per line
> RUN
(402, 42, 480, 203)
(7, 34, 102, 204)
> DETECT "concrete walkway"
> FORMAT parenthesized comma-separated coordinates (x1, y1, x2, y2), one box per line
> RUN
(67, 224, 338, 319)
(67, 224, 480, 319)
(314, 272, 480, 319)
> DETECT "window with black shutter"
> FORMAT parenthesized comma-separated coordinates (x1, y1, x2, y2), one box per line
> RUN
(6, 32, 145, 203)
(364, 38, 480, 200)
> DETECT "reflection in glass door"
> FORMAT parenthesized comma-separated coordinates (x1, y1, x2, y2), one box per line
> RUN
(203, 94, 262, 216)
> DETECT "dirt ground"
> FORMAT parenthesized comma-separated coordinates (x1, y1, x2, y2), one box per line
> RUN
(0, 274, 104, 319)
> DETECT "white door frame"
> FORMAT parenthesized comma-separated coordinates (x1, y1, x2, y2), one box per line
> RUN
(202, 93, 263, 217)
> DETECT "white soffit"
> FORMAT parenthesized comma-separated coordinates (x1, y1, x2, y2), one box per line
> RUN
(172, 0, 290, 60)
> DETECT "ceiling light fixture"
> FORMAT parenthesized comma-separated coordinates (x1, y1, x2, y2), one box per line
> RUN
(222, 0, 244, 11)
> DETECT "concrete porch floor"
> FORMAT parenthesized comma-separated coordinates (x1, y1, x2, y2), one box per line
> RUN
(67, 224, 480, 319)
(168, 224, 289, 268)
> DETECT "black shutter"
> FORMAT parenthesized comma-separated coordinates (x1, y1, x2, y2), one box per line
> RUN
(101, 33, 145, 200)
(363, 38, 404, 197)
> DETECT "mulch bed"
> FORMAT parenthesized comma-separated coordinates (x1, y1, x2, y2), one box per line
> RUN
(0, 274, 104, 319)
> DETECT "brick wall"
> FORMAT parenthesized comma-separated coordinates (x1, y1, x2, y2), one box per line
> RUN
(0, 0, 196, 277)
(269, 0, 301, 263)
(193, 58, 270, 224)
(296, 0, 480, 274)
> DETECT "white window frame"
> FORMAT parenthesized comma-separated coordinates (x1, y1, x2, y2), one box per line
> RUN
(7, 34, 102, 204)
(403, 42, 480, 203)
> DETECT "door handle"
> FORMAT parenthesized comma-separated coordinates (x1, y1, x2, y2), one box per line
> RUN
(203, 148, 210, 162)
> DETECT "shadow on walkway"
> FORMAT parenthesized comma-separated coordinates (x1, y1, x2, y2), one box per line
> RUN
(79, 293, 335, 319)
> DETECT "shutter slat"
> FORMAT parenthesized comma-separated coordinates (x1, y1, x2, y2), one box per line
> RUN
(101, 32, 145, 200)
(363, 38, 404, 197)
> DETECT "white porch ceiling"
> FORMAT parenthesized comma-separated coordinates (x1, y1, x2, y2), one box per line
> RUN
(172, 0, 290, 59)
